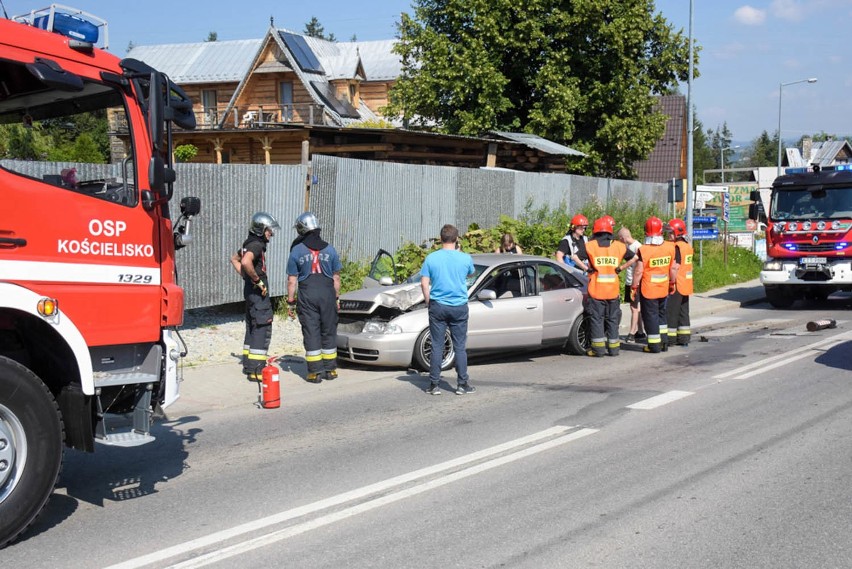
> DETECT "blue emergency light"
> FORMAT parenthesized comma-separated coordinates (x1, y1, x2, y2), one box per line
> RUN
(14, 5, 108, 48)
(785, 164, 852, 174)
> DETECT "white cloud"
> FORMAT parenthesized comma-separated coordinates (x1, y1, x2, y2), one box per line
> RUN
(770, 0, 807, 21)
(733, 5, 767, 24)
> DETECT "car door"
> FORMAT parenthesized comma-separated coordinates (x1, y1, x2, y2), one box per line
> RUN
(467, 264, 542, 349)
(536, 262, 584, 341)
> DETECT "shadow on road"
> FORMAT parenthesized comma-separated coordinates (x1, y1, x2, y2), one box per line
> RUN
(815, 340, 852, 371)
(19, 415, 203, 544)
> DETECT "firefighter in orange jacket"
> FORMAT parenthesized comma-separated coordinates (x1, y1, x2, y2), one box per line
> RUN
(585, 216, 633, 357)
(631, 217, 677, 353)
(666, 218, 693, 347)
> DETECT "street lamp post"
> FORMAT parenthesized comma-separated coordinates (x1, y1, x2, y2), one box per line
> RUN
(720, 145, 740, 183)
(777, 77, 817, 176)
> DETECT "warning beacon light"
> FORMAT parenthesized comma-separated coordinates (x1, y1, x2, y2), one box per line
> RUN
(13, 5, 109, 49)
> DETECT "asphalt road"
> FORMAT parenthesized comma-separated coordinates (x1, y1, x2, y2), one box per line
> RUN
(4, 299, 852, 568)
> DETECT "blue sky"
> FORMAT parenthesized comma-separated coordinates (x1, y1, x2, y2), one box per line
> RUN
(5, 0, 850, 142)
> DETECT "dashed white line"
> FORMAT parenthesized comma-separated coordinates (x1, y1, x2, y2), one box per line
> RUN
(627, 390, 695, 410)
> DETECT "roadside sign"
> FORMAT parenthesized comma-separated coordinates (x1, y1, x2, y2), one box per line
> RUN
(745, 219, 757, 231)
(723, 192, 730, 223)
(692, 228, 719, 240)
(692, 216, 717, 224)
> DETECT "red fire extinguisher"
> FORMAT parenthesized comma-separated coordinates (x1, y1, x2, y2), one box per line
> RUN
(261, 362, 280, 409)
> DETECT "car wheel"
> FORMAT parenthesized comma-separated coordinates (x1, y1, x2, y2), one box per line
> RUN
(413, 328, 455, 372)
(564, 313, 590, 355)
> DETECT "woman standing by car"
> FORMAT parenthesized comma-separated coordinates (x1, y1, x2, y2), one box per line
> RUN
(495, 233, 523, 254)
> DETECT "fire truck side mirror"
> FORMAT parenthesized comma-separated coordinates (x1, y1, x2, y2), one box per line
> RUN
(748, 190, 762, 221)
(180, 196, 201, 217)
(148, 155, 175, 193)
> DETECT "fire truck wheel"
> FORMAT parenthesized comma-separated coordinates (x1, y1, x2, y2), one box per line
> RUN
(765, 286, 795, 309)
(0, 356, 63, 549)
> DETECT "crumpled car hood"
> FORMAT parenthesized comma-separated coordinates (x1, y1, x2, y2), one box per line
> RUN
(340, 282, 425, 312)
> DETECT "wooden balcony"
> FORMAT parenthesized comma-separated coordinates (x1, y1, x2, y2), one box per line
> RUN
(190, 104, 329, 130)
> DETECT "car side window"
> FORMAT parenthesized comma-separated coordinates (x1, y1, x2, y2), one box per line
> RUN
(481, 267, 523, 299)
(537, 263, 567, 292)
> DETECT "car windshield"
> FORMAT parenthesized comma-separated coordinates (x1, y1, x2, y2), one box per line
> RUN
(772, 188, 852, 220)
(405, 264, 488, 289)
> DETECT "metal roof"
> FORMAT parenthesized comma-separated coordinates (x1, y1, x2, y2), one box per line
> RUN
(349, 40, 401, 81)
(811, 140, 852, 167)
(126, 39, 262, 84)
(490, 131, 586, 156)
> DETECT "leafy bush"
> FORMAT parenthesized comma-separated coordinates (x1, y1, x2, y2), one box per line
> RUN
(174, 144, 199, 163)
(692, 240, 762, 293)
(334, 206, 761, 298)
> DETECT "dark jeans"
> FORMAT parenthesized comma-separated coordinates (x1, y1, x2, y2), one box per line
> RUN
(428, 301, 469, 385)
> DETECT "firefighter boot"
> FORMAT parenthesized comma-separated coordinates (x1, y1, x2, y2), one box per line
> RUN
(325, 369, 338, 380)
(306, 372, 323, 383)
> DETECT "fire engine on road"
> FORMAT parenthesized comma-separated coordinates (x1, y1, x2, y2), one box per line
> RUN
(755, 164, 852, 308)
(0, 5, 199, 547)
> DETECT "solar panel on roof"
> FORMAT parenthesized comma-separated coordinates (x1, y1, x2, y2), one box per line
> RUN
(280, 32, 324, 73)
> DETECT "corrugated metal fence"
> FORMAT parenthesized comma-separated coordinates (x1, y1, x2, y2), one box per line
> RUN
(5, 156, 665, 309)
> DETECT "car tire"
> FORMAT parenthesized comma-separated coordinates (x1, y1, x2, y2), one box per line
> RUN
(413, 328, 455, 372)
(564, 313, 590, 355)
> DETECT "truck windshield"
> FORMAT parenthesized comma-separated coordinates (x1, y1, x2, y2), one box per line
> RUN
(0, 58, 136, 206)
(771, 188, 852, 220)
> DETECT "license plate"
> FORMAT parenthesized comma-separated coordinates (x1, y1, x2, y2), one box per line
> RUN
(801, 257, 827, 265)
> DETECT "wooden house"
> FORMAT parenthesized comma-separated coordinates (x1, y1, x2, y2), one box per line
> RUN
(125, 27, 585, 172)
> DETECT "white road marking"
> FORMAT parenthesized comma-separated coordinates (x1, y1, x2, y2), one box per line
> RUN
(712, 329, 852, 380)
(106, 426, 593, 569)
(627, 390, 694, 410)
(166, 428, 599, 569)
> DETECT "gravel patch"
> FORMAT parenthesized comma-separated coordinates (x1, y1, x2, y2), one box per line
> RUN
(178, 302, 305, 367)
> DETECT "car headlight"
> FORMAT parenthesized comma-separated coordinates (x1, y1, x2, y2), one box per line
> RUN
(362, 321, 403, 334)
(763, 259, 783, 271)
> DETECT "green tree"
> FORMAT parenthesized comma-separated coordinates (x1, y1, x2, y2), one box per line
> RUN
(386, 0, 694, 178)
(1, 124, 47, 159)
(205, 31, 218, 42)
(743, 130, 778, 168)
(691, 115, 716, 184)
(303, 17, 336, 41)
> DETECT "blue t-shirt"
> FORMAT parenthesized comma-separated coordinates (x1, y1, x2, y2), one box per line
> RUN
(421, 249, 474, 306)
(287, 243, 342, 281)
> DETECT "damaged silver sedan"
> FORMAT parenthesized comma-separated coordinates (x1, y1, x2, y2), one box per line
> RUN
(336, 251, 590, 370)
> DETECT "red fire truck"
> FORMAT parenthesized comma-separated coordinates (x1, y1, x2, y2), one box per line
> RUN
(0, 6, 199, 547)
(755, 164, 852, 308)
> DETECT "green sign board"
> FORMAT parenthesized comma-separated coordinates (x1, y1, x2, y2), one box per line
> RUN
(704, 182, 757, 232)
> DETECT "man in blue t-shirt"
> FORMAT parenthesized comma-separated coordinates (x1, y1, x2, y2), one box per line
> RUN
(420, 224, 476, 395)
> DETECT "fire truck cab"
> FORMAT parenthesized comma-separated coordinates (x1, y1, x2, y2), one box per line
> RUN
(756, 164, 852, 308)
(0, 6, 198, 547)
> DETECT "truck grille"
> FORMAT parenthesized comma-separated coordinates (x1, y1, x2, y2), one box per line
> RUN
(795, 243, 838, 252)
